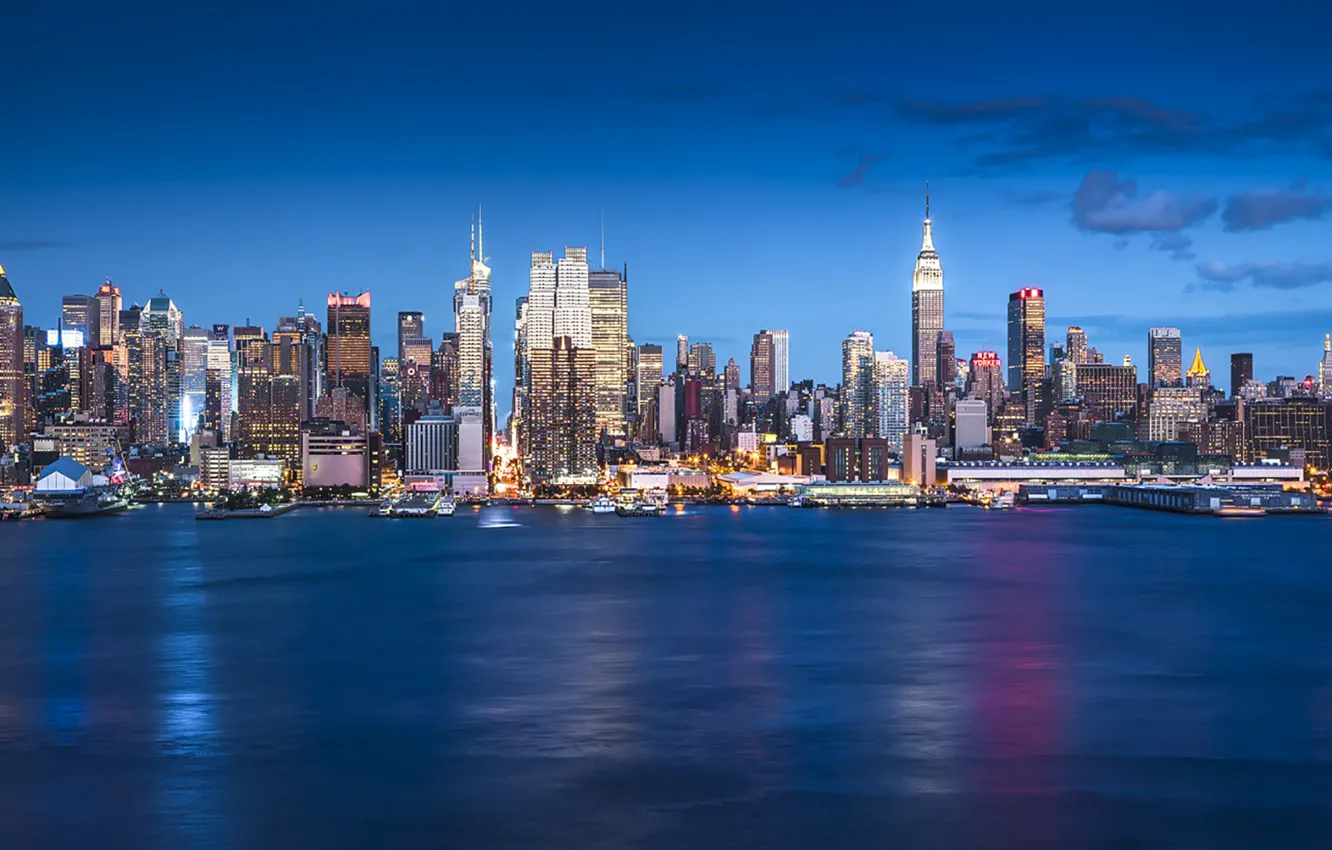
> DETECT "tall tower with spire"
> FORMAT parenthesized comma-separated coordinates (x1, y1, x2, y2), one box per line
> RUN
(1319, 334, 1332, 399)
(911, 184, 945, 388)
(454, 206, 494, 479)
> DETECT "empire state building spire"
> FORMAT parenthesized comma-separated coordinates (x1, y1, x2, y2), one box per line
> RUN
(910, 183, 945, 387)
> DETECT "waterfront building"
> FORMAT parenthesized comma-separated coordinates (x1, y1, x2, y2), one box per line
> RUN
(302, 420, 373, 490)
(1006, 288, 1045, 395)
(750, 331, 775, 399)
(0, 265, 24, 449)
(871, 351, 909, 454)
(326, 291, 372, 423)
(955, 398, 989, 450)
(95, 279, 121, 348)
(588, 264, 630, 436)
(902, 432, 937, 487)
(911, 190, 945, 388)
(405, 414, 457, 473)
(1066, 326, 1088, 364)
(227, 458, 285, 490)
(1148, 328, 1183, 387)
(1147, 386, 1206, 442)
(1186, 348, 1211, 389)
(199, 446, 230, 491)
(1075, 362, 1138, 421)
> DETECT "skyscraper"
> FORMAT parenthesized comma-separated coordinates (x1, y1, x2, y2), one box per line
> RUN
(911, 189, 944, 388)
(235, 325, 271, 458)
(397, 311, 424, 364)
(636, 343, 663, 441)
(206, 324, 233, 439)
(326, 292, 372, 420)
(400, 335, 433, 413)
(588, 264, 630, 435)
(676, 335, 689, 373)
(935, 331, 956, 388)
(181, 326, 209, 435)
(1066, 326, 1088, 364)
(0, 265, 24, 449)
(840, 330, 874, 437)
(527, 337, 597, 482)
(142, 290, 184, 441)
(1319, 337, 1332, 399)
(95, 279, 121, 348)
(454, 214, 494, 474)
(872, 351, 909, 453)
(1185, 348, 1211, 389)
(1230, 353, 1253, 399)
(750, 331, 775, 399)
(768, 329, 789, 395)
(61, 295, 98, 350)
(966, 351, 1005, 421)
(1006, 288, 1045, 394)
(1148, 327, 1183, 387)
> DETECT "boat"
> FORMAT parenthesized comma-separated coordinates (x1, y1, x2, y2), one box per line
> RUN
(614, 488, 663, 517)
(787, 494, 805, 508)
(31, 458, 131, 519)
(587, 495, 615, 514)
(987, 491, 1016, 510)
(369, 500, 395, 518)
(438, 495, 457, 517)
(1215, 505, 1266, 518)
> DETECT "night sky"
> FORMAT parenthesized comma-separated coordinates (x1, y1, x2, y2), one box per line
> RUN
(4, 1, 1332, 411)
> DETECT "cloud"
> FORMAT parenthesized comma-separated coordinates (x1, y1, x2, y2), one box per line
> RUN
(1150, 232, 1195, 261)
(1194, 260, 1332, 292)
(1221, 187, 1332, 231)
(835, 150, 890, 189)
(0, 239, 69, 252)
(1050, 308, 1332, 348)
(895, 92, 1332, 170)
(1072, 169, 1217, 234)
(1007, 189, 1063, 207)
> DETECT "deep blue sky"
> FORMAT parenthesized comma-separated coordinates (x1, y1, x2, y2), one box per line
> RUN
(4, 1, 1332, 411)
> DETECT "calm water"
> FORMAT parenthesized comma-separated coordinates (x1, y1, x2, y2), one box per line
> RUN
(1, 504, 1330, 848)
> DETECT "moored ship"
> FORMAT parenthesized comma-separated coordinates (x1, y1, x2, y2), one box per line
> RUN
(31, 458, 131, 519)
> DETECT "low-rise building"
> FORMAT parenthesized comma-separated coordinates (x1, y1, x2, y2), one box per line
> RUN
(227, 458, 285, 490)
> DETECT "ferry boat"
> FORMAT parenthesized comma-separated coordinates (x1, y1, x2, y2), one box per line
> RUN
(1214, 505, 1266, 518)
(614, 488, 663, 517)
(438, 495, 457, 517)
(987, 491, 1016, 510)
(587, 495, 615, 514)
(369, 500, 395, 518)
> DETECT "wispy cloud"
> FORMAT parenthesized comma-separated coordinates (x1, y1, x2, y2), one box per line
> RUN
(0, 239, 69, 252)
(1071, 170, 1217, 234)
(835, 150, 890, 189)
(1221, 186, 1332, 231)
(1149, 232, 1196, 261)
(895, 92, 1332, 170)
(1193, 260, 1332, 292)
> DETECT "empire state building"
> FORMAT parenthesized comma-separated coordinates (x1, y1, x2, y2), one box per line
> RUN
(911, 189, 944, 388)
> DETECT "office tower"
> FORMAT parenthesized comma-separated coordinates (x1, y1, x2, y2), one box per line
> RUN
(431, 333, 460, 410)
(377, 357, 402, 446)
(1318, 337, 1332, 399)
(911, 189, 945, 387)
(510, 297, 528, 451)
(94, 279, 121, 348)
(1075, 362, 1138, 420)
(326, 292, 372, 422)
(750, 331, 775, 398)
(1066, 326, 1088, 364)
(62, 295, 99, 350)
(235, 326, 271, 458)
(397, 312, 424, 364)
(871, 351, 909, 453)
(400, 335, 433, 413)
(268, 334, 308, 467)
(527, 337, 597, 482)
(935, 331, 956, 388)
(405, 414, 458, 473)
(1148, 327, 1183, 387)
(205, 325, 233, 439)
(1006, 288, 1045, 393)
(0, 265, 23, 448)
(1185, 348, 1211, 389)
(127, 318, 168, 444)
(1245, 398, 1332, 470)
(315, 386, 367, 433)
(723, 358, 740, 393)
(180, 326, 209, 435)
(770, 329, 790, 395)
(965, 351, 1005, 421)
(840, 330, 875, 437)
(453, 215, 493, 473)
(676, 335, 689, 372)
(636, 343, 663, 439)
(526, 252, 557, 356)
(554, 247, 591, 347)
(658, 379, 676, 445)
(1147, 386, 1205, 442)
(1230, 353, 1253, 399)
(955, 398, 989, 449)
(688, 342, 716, 379)
(1053, 359, 1078, 404)
(141, 290, 184, 441)
(588, 263, 630, 435)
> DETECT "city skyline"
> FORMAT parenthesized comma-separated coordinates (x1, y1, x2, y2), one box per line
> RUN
(5, 2, 1332, 400)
